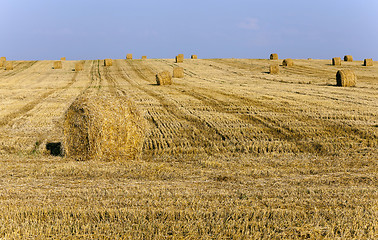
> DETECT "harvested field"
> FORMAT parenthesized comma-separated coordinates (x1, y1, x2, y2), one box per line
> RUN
(0, 58, 376, 239)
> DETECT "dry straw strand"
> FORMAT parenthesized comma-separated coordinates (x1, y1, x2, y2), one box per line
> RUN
(336, 69, 356, 87)
(141, 56, 147, 60)
(344, 55, 353, 62)
(269, 64, 279, 74)
(332, 57, 341, 66)
(282, 59, 294, 67)
(363, 58, 373, 66)
(176, 54, 184, 63)
(63, 93, 147, 161)
(53, 61, 62, 69)
(156, 71, 172, 85)
(270, 53, 278, 60)
(173, 67, 184, 78)
(126, 54, 133, 60)
(191, 55, 198, 59)
(104, 59, 113, 66)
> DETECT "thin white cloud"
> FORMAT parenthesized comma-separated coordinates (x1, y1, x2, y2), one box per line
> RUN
(238, 18, 259, 30)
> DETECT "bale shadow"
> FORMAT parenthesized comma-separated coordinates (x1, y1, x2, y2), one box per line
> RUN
(46, 142, 63, 156)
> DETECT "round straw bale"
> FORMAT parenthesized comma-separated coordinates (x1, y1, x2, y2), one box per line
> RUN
(344, 55, 353, 62)
(0, 56, 6, 66)
(269, 64, 279, 74)
(141, 56, 147, 60)
(156, 71, 172, 85)
(126, 54, 133, 60)
(5, 62, 13, 70)
(104, 59, 113, 66)
(173, 67, 184, 78)
(363, 58, 373, 66)
(282, 59, 294, 66)
(75, 62, 84, 71)
(270, 53, 278, 60)
(176, 54, 184, 63)
(336, 69, 356, 87)
(191, 55, 198, 59)
(332, 57, 341, 66)
(61, 57, 66, 61)
(53, 61, 62, 69)
(63, 93, 147, 161)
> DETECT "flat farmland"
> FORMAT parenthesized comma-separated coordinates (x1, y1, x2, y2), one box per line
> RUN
(0, 58, 377, 239)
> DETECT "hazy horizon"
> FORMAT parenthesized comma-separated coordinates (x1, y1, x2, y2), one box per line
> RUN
(2, 0, 377, 61)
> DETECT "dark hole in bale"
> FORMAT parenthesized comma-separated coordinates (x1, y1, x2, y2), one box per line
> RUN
(46, 142, 63, 156)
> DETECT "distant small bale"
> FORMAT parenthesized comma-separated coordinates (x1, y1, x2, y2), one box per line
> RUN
(173, 67, 184, 78)
(176, 54, 184, 63)
(191, 55, 198, 59)
(104, 59, 113, 66)
(363, 58, 373, 66)
(63, 93, 147, 161)
(53, 61, 62, 69)
(156, 71, 172, 85)
(336, 69, 356, 87)
(5, 62, 13, 70)
(141, 56, 147, 60)
(61, 57, 66, 61)
(75, 62, 84, 71)
(0, 57, 6, 67)
(332, 57, 341, 66)
(126, 54, 133, 60)
(282, 59, 294, 67)
(344, 55, 353, 62)
(269, 64, 279, 74)
(270, 53, 278, 60)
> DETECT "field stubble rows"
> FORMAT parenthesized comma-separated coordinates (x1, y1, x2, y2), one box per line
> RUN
(0, 58, 376, 238)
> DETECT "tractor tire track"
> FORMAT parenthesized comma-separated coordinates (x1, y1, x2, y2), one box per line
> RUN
(114, 60, 228, 154)
(0, 70, 81, 128)
(141, 59, 377, 153)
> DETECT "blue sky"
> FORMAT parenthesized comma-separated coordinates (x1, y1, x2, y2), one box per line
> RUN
(1, 0, 377, 60)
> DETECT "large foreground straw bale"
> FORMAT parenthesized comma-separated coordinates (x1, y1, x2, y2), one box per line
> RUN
(156, 71, 172, 85)
(53, 61, 62, 69)
(363, 58, 373, 66)
(75, 62, 84, 71)
(64, 93, 146, 161)
(270, 53, 278, 60)
(344, 55, 353, 62)
(126, 54, 133, 60)
(104, 59, 113, 66)
(141, 56, 147, 60)
(269, 64, 279, 74)
(282, 59, 294, 66)
(191, 55, 198, 59)
(332, 57, 341, 66)
(336, 69, 356, 87)
(5, 62, 13, 70)
(176, 54, 184, 63)
(173, 67, 184, 78)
